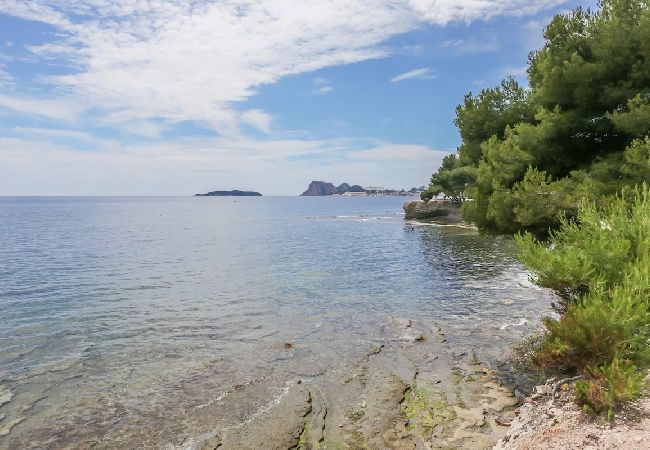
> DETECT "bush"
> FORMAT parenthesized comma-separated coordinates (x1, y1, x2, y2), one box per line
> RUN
(516, 184, 649, 313)
(425, 0, 650, 233)
(516, 184, 650, 418)
(575, 358, 645, 419)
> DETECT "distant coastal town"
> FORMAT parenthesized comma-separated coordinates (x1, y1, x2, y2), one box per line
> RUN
(300, 180, 426, 197)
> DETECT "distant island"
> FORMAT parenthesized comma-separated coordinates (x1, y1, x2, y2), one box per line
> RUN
(301, 181, 366, 196)
(195, 190, 262, 197)
(300, 181, 425, 196)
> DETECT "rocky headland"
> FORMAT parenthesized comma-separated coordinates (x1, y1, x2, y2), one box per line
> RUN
(300, 181, 367, 196)
(195, 190, 262, 197)
(403, 200, 465, 226)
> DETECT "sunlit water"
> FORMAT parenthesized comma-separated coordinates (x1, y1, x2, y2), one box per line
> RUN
(0, 196, 552, 448)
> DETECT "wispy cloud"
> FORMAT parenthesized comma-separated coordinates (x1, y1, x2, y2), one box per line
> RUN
(0, 0, 569, 133)
(0, 132, 448, 195)
(13, 126, 100, 141)
(391, 68, 436, 83)
(313, 86, 334, 95)
(241, 109, 273, 134)
(500, 66, 528, 78)
(0, 66, 12, 88)
(440, 38, 499, 56)
(0, 94, 83, 121)
(311, 77, 335, 95)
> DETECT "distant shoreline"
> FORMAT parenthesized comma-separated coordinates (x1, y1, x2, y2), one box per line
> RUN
(195, 190, 262, 197)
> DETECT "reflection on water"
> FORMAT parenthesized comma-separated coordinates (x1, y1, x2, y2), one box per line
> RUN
(0, 196, 552, 447)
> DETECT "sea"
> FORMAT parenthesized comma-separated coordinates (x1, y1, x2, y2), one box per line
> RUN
(0, 196, 553, 448)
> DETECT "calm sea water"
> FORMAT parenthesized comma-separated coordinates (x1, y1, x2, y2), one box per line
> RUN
(0, 196, 551, 448)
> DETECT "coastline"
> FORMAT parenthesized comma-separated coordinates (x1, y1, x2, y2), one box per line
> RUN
(191, 317, 524, 450)
(406, 219, 478, 230)
(402, 202, 650, 449)
(496, 375, 650, 449)
(403, 200, 467, 227)
(0, 197, 557, 448)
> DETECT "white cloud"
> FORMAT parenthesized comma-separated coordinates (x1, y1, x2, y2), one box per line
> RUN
(0, 0, 70, 27)
(0, 66, 12, 88)
(115, 120, 168, 139)
(11, 126, 115, 146)
(407, 0, 569, 25)
(391, 68, 436, 83)
(311, 77, 334, 95)
(350, 143, 443, 161)
(0, 133, 447, 195)
(0, 0, 569, 132)
(440, 38, 499, 55)
(241, 109, 273, 134)
(313, 85, 334, 95)
(500, 66, 528, 78)
(0, 94, 83, 121)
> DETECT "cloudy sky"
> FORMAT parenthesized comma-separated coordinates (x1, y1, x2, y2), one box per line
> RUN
(0, 0, 594, 195)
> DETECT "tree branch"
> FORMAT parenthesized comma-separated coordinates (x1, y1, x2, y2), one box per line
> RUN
(550, 375, 584, 404)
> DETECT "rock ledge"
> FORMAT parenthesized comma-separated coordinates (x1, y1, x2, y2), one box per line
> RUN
(403, 200, 464, 225)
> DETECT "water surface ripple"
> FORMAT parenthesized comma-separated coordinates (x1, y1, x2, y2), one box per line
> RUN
(0, 196, 551, 448)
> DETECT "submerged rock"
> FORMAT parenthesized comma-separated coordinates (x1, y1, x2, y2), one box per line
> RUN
(0, 385, 12, 408)
(188, 317, 520, 450)
(403, 200, 464, 225)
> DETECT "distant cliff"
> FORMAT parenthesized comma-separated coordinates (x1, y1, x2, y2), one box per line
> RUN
(300, 181, 366, 196)
(195, 190, 262, 197)
(301, 181, 338, 196)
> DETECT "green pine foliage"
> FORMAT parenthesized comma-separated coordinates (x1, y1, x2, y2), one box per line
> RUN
(422, 0, 650, 416)
(516, 185, 650, 417)
(575, 358, 645, 420)
(425, 0, 650, 234)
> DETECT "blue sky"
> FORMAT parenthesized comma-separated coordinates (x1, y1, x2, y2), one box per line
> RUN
(0, 0, 594, 195)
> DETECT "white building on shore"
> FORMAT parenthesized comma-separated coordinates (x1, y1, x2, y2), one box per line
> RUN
(365, 186, 385, 195)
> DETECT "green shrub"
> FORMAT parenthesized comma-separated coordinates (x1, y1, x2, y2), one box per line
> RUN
(516, 184, 650, 418)
(575, 358, 646, 419)
(516, 184, 649, 313)
(532, 262, 650, 372)
(426, 0, 650, 234)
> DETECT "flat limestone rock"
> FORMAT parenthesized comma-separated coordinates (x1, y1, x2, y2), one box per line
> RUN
(0, 385, 12, 408)
(187, 317, 521, 450)
(362, 370, 417, 450)
(214, 383, 312, 450)
(403, 200, 464, 225)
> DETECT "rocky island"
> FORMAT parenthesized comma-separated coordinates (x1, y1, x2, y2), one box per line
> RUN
(195, 190, 262, 197)
(300, 181, 423, 196)
(300, 181, 366, 196)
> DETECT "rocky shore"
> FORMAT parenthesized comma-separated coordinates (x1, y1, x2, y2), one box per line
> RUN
(185, 326, 650, 450)
(190, 317, 522, 450)
(495, 375, 650, 449)
(403, 200, 465, 226)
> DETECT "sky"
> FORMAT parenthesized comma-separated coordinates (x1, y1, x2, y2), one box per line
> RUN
(0, 0, 596, 196)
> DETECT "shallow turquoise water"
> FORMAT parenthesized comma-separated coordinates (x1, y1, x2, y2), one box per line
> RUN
(0, 196, 551, 447)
